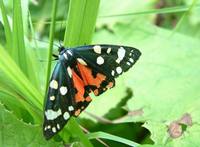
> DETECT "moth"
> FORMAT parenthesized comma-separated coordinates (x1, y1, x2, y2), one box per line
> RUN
(43, 45, 141, 139)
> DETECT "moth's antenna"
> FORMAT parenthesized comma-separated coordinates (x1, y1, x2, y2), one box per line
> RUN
(58, 0, 68, 50)
(57, 20, 61, 48)
(33, 37, 60, 48)
(57, 9, 64, 49)
(28, 10, 60, 49)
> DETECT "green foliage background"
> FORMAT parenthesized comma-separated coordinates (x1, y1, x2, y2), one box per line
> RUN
(0, 0, 200, 146)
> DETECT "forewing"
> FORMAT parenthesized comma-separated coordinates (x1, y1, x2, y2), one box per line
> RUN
(72, 45, 141, 96)
(76, 62, 115, 96)
(43, 62, 75, 140)
(70, 68, 92, 116)
(73, 45, 141, 78)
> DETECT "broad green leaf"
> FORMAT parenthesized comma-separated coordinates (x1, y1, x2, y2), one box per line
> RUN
(67, 118, 93, 147)
(82, 77, 127, 119)
(98, 0, 154, 27)
(0, 103, 62, 147)
(93, 20, 200, 146)
(184, 0, 200, 24)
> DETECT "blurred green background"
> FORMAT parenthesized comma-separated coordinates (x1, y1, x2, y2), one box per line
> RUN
(0, 0, 200, 147)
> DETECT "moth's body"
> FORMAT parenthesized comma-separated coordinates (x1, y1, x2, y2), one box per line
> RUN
(43, 45, 141, 139)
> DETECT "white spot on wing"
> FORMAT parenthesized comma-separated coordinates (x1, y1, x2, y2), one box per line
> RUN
(50, 80, 58, 89)
(57, 124, 60, 130)
(63, 112, 70, 120)
(45, 109, 62, 120)
(77, 58, 87, 65)
(50, 96, 55, 101)
(60, 86, 68, 95)
(96, 56, 104, 65)
(68, 106, 74, 111)
(127, 62, 131, 66)
(111, 70, 115, 76)
(93, 45, 101, 54)
(47, 125, 51, 129)
(67, 50, 72, 56)
(116, 47, 126, 63)
(129, 58, 134, 63)
(52, 127, 56, 133)
(63, 53, 68, 60)
(107, 47, 111, 54)
(116, 59, 120, 64)
(67, 67, 72, 78)
(116, 66, 122, 74)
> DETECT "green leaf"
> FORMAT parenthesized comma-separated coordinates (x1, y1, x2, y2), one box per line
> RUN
(0, 103, 62, 147)
(142, 122, 168, 145)
(93, 11, 200, 144)
(67, 118, 93, 147)
(97, 0, 153, 27)
(82, 77, 127, 119)
(184, 0, 200, 24)
(0, 87, 37, 123)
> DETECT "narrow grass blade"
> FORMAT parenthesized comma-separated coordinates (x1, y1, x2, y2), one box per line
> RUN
(99, 4, 200, 18)
(0, 44, 43, 113)
(87, 132, 139, 147)
(63, 0, 100, 146)
(45, 0, 59, 94)
(172, 0, 198, 35)
(0, 0, 12, 52)
(12, 0, 28, 76)
(21, 0, 29, 36)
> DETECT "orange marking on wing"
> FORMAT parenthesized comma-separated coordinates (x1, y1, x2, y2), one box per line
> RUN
(72, 70, 91, 103)
(85, 96, 92, 102)
(107, 82, 114, 89)
(75, 109, 81, 116)
(94, 89, 99, 95)
(77, 63, 106, 89)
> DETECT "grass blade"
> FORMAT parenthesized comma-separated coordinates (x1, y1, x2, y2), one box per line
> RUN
(172, 0, 198, 34)
(64, 0, 100, 47)
(0, 44, 43, 114)
(45, 0, 59, 94)
(87, 132, 139, 147)
(68, 117, 93, 147)
(12, 0, 28, 76)
(0, 0, 12, 52)
(63, 0, 100, 146)
(99, 4, 200, 18)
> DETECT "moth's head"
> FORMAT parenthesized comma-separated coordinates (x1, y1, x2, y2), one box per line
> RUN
(58, 47, 73, 63)
(58, 46, 65, 54)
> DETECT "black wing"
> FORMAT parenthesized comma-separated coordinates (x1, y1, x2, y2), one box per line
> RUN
(71, 44, 141, 96)
(43, 61, 76, 140)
